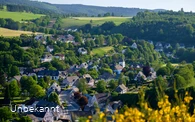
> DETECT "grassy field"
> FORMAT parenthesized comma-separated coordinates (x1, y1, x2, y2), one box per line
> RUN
(0, 11, 44, 21)
(91, 46, 114, 57)
(62, 17, 130, 28)
(0, 28, 40, 37)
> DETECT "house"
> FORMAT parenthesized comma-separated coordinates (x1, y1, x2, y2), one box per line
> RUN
(166, 52, 174, 58)
(54, 54, 65, 60)
(106, 100, 122, 114)
(155, 42, 163, 47)
(114, 65, 124, 75)
(59, 71, 68, 79)
(78, 48, 87, 55)
(26, 100, 63, 122)
(83, 74, 95, 87)
(179, 43, 185, 48)
(89, 93, 111, 111)
(61, 76, 79, 87)
(41, 54, 53, 63)
(23, 68, 37, 76)
(131, 42, 137, 49)
(79, 62, 88, 69)
(37, 70, 59, 80)
(164, 43, 171, 49)
(34, 34, 44, 40)
(57, 35, 66, 42)
(122, 49, 126, 54)
(119, 59, 125, 68)
(59, 87, 80, 111)
(148, 40, 153, 45)
(48, 82, 61, 94)
(99, 72, 114, 80)
(155, 46, 163, 52)
(70, 111, 92, 122)
(115, 84, 128, 94)
(134, 71, 147, 81)
(47, 45, 54, 52)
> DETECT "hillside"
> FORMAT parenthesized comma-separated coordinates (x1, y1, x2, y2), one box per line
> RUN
(62, 17, 130, 28)
(0, 27, 40, 36)
(0, 0, 166, 16)
(0, 11, 44, 21)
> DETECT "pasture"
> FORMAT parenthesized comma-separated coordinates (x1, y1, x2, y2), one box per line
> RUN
(91, 46, 114, 57)
(62, 17, 130, 28)
(0, 28, 40, 37)
(0, 10, 44, 21)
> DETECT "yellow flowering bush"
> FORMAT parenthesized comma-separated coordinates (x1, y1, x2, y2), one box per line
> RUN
(90, 91, 195, 122)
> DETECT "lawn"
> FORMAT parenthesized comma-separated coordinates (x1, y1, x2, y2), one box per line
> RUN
(0, 28, 41, 37)
(91, 46, 114, 57)
(0, 10, 44, 21)
(62, 17, 130, 28)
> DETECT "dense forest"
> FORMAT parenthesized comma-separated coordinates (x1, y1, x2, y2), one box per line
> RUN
(0, 0, 164, 16)
(83, 10, 195, 45)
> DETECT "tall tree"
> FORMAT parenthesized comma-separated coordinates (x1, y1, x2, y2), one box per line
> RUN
(9, 80, 20, 99)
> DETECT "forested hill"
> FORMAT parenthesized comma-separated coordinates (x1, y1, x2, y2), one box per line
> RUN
(0, 0, 165, 16)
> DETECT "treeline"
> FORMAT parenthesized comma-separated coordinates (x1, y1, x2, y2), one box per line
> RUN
(6, 4, 54, 15)
(82, 10, 195, 45)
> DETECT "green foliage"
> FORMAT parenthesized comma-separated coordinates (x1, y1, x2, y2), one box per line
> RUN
(78, 78, 88, 94)
(48, 92, 60, 105)
(9, 80, 20, 98)
(18, 116, 32, 122)
(29, 84, 45, 98)
(88, 69, 99, 79)
(96, 80, 107, 93)
(0, 107, 12, 121)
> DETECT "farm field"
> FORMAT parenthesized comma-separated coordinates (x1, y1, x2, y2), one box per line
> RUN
(62, 17, 131, 28)
(91, 46, 114, 57)
(0, 28, 40, 37)
(0, 10, 44, 21)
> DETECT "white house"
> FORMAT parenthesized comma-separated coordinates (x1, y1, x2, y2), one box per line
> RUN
(61, 76, 79, 87)
(131, 42, 137, 49)
(179, 43, 185, 49)
(115, 84, 128, 94)
(164, 43, 171, 49)
(41, 54, 53, 63)
(148, 40, 154, 45)
(47, 82, 61, 94)
(119, 59, 125, 68)
(155, 46, 163, 52)
(37, 70, 60, 81)
(78, 48, 87, 55)
(54, 54, 65, 60)
(155, 42, 163, 47)
(46, 45, 54, 53)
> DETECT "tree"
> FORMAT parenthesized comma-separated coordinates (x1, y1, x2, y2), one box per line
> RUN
(0, 70, 6, 86)
(143, 66, 151, 77)
(79, 68, 87, 75)
(107, 36, 113, 45)
(74, 92, 82, 100)
(88, 69, 99, 79)
(96, 80, 107, 93)
(78, 78, 88, 94)
(9, 80, 20, 98)
(19, 116, 32, 122)
(29, 84, 45, 98)
(48, 92, 60, 105)
(0, 107, 12, 121)
(78, 96, 88, 111)
(38, 78, 47, 89)
(10, 65, 19, 77)
(174, 74, 186, 89)
(20, 76, 36, 92)
(109, 80, 117, 90)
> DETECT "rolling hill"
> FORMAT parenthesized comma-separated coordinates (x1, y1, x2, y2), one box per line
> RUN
(0, 11, 44, 21)
(0, 0, 166, 16)
(0, 27, 40, 37)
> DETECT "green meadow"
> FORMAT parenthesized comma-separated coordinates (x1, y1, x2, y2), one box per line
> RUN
(91, 46, 114, 57)
(0, 11, 44, 21)
(62, 17, 130, 28)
